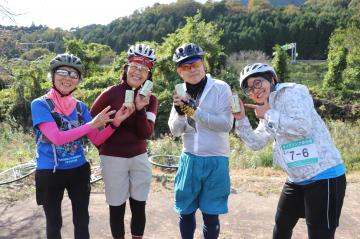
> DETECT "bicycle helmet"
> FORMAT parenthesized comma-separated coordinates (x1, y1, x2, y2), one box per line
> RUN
(239, 63, 278, 90)
(49, 53, 85, 77)
(173, 43, 204, 66)
(127, 43, 156, 68)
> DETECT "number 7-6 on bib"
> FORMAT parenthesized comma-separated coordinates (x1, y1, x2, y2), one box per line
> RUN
(281, 138, 319, 168)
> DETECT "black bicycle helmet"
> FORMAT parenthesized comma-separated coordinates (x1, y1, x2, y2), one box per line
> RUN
(172, 43, 204, 66)
(49, 53, 85, 77)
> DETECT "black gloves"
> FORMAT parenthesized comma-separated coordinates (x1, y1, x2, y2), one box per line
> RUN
(175, 105, 185, 115)
(179, 98, 197, 116)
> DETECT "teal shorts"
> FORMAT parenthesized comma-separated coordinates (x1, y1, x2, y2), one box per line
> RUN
(174, 152, 230, 215)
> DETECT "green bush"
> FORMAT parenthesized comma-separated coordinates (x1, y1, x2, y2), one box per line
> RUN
(229, 133, 273, 170)
(0, 123, 36, 171)
(327, 120, 360, 170)
(148, 134, 183, 156)
(0, 120, 359, 173)
(230, 120, 360, 171)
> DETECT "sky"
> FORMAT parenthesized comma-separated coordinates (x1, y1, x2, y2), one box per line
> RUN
(0, 0, 208, 30)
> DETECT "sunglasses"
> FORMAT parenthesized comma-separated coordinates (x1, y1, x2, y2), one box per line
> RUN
(128, 63, 150, 75)
(178, 61, 203, 71)
(244, 78, 266, 95)
(55, 69, 80, 80)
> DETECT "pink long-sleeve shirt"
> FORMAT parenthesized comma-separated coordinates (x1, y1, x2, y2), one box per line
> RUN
(39, 122, 115, 146)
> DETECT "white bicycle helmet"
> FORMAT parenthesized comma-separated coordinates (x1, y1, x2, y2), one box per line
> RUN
(49, 53, 85, 77)
(239, 63, 278, 89)
(127, 44, 156, 63)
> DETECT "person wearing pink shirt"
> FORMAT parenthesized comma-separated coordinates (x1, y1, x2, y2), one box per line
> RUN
(31, 53, 134, 239)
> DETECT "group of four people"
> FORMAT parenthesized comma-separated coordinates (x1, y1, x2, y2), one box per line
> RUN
(31, 42, 346, 239)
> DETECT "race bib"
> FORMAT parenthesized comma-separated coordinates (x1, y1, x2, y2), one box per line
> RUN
(281, 138, 319, 168)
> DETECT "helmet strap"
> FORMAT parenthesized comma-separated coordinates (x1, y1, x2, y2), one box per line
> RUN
(52, 84, 76, 97)
(51, 73, 77, 97)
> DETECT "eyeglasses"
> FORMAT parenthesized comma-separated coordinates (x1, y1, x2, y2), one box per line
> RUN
(178, 61, 203, 71)
(128, 63, 150, 75)
(244, 78, 265, 95)
(55, 69, 80, 80)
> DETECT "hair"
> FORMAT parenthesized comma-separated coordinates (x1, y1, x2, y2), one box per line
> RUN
(120, 64, 153, 83)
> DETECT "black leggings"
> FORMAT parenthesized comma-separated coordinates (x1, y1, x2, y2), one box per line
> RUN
(273, 175, 346, 239)
(179, 212, 220, 239)
(273, 211, 336, 239)
(109, 197, 146, 238)
(35, 163, 91, 239)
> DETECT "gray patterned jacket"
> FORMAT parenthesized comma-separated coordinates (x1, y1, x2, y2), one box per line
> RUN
(235, 83, 343, 182)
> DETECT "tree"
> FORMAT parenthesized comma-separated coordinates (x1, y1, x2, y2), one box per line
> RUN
(153, 11, 225, 135)
(272, 44, 289, 82)
(64, 38, 116, 77)
(9, 66, 45, 131)
(20, 48, 51, 61)
(322, 26, 360, 101)
(323, 30, 347, 90)
(0, 3, 20, 23)
(341, 27, 360, 91)
(247, 0, 271, 12)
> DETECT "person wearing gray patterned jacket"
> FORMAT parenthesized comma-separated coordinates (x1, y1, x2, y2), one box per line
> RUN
(233, 63, 346, 239)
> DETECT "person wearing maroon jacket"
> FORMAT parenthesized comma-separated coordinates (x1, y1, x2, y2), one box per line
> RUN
(90, 44, 158, 239)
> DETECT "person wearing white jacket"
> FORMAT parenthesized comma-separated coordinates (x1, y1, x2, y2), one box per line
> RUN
(168, 43, 233, 239)
(233, 63, 346, 239)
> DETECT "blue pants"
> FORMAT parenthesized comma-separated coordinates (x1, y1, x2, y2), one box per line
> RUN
(174, 152, 230, 215)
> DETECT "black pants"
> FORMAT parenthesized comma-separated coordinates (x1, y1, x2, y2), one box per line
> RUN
(35, 163, 91, 239)
(273, 174, 346, 239)
(179, 211, 220, 239)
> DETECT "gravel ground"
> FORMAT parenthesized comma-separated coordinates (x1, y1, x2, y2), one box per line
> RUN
(1, 169, 359, 239)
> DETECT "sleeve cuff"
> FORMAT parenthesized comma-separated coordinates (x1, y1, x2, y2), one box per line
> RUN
(235, 117, 250, 128)
(264, 109, 280, 130)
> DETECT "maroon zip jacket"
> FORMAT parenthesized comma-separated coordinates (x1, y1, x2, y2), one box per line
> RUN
(90, 82, 158, 158)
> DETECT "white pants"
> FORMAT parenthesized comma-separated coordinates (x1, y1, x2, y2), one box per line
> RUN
(100, 153, 152, 206)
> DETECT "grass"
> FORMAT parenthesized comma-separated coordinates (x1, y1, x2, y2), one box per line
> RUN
(0, 119, 359, 203)
(1, 119, 359, 172)
(327, 120, 360, 170)
(229, 133, 273, 170)
(287, 62, 327, 87)
(147, 134, 183, 156)
(0, 123, 36, 171)
(0, 175, 35, 205)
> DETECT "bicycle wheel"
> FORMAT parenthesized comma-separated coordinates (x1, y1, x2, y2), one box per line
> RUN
(0, 161, 36, 186)
(148, 155, 179, 169)
(90, 165, 102, 184)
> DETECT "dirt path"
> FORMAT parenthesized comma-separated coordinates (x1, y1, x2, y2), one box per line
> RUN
(1, 170, 359, 239)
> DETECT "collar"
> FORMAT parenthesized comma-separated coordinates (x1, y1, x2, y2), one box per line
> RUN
(186, 76, 207, 98)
